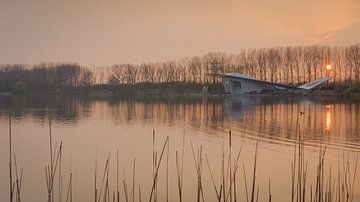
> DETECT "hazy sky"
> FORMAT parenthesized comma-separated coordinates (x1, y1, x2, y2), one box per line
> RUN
(1, 0, 359, 66)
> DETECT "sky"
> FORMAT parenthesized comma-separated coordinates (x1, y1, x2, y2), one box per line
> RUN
(1, 0, 359, 66)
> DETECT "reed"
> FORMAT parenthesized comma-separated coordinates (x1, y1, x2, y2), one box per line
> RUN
(229, 130, 232, 202)
(205, 154, 221, 201)
(116, 150, 120, 202)
(13, 154, 23, 202)
(123, 180, 129, 202)
(268, 179, 271, 202)
(350, 154, 358, 202)
(9, 114, 13, 202)
(7, 114, 23, 202)
(105, 154, 110, 202)
(149, 136, 169, 202)
(175, 133, 185, 202)
(152, 130, 157, 202)
(59, 146, 63, 202)
(97, 154, 110, 202)
(288, 122, 360, 202)
(243, 164, 249, 202)
(250, 141, 258, 202)
(95, 151, 98, 202)
(225, 148, 241, 202)
(166, 139, 169, 202)
(221, 143, 225, 202)
(45, 118, 64, 202)
(132, 158, 136, 202)
(6, 119, 360, 202)
(138, 184, 142, 202)
(190, 142, 204, 202)
(65, 173, 72, 202)
(203, 130, 242, 202)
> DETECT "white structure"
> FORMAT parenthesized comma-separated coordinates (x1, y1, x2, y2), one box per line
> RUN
(222, 73, 331, 94)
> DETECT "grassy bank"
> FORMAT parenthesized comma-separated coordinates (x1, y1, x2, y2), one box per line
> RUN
(2, 82, 359, 98)
(2, 83, 206, 98)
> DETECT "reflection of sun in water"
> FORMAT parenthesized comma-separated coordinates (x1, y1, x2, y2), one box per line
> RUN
(325, 105, 332, 131)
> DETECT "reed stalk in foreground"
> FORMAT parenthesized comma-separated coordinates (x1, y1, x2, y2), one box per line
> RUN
(149, 136, 169, 202)
(166, 139, 169, 202)
(205, 154, 221, 201)
(123, 180, 129, 202)
(176, 132, 185, 202)
(229, 130, 232, 202)
(241, 142, 259, 202)
(204, 130, 242, 202)
(250, 141, 259, 202)
(268, 178, 271, 202)
(152, 130, 157, 202)
(132, 158, 136, 202)
(116, 150, 120, 202)
(138, 184, 142, 202)
(97, 154, 110, 202)
(350, 154, 358, 202)
(13, 154, 23, 202)
(190, 142, 204, 202)
(8, 114, 24, 202)
(225, 148, 241, 202)
(289, 123, 360, 202)
(6, 123, 360, 202)
(9, 114, 13, 202)
(95, 151, 98, 202)
(243, 164, 249, 202)
(59, 146, 63, 202)
(45, 118, 64, 202)
(65, 173, 72, 202)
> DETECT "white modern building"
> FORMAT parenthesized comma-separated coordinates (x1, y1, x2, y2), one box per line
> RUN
(222, 73, 330, 94)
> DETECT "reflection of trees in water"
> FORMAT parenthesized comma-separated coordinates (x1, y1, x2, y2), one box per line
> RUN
(222, 96, 360, 144)
(0, 96, 94, 124)
(107, 97, 226, 132)
(0, 96, 359, 143)
(106, 96, 359, 143)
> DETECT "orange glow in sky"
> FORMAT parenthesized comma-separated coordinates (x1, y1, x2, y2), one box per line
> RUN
(1, 0, 360, 65)
(326, 65, 332, 70)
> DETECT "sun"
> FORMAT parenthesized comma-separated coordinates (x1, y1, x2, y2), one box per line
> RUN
(326, 64, 332, 70)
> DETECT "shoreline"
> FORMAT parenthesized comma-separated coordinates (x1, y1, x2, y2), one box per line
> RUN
(1, 89, 359, 100)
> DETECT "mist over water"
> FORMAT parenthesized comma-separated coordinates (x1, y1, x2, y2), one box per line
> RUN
(0, 95, 359, 201)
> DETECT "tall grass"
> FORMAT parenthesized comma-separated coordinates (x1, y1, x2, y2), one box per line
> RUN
(190, 142, 204, 202)
(149, 136, 169, 201)
(175, 132, 185, 202)
(45, 118, 64, 202)
(290, 121, 359, 202)
(9, 114, 13, 202)
(8, 114, 23, 202)
(6, 119, 360, 202)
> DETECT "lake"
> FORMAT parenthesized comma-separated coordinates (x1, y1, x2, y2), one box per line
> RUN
(0, 95, 359, 201)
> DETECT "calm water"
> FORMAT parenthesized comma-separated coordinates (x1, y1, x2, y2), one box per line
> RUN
(0, 95, 359, 201)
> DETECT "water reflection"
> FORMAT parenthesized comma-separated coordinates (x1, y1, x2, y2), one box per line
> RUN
(0, 95, 360, 201)
(325, 105, 332, 131)
(0, 95, 359, 149)
(0, 96, 95, 124)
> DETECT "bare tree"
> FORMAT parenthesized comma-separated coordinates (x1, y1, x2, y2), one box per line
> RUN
(110, 64, 138, 84)
(346, 44, 360, 82)
(267, 48, 281, 83)
(80, 68, 95, 87)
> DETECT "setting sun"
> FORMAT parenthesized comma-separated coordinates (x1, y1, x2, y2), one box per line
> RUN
(326, 64, 332, 70)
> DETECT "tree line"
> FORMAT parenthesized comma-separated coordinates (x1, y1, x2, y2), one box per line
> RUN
(0, 63, 94, 92)
(1, 44, 359, 92)
(107, 44, 360, 86)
